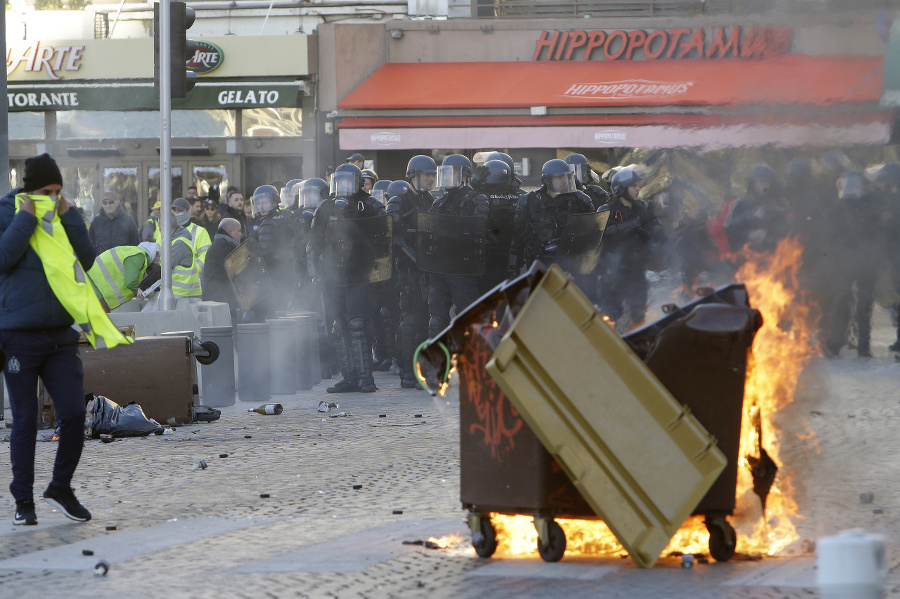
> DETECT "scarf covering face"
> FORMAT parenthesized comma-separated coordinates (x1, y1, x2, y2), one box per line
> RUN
(16, 194, 132, 349)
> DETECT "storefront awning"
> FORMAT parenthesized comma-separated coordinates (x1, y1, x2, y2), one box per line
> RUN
(338, 111, 893, 151)
(339, 55, 883, 110)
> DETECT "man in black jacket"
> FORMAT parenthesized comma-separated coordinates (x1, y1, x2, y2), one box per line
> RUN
(89, 191, 139, 254)
(201, 218, 242, 314)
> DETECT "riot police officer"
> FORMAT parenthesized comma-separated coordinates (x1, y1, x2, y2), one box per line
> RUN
(724, 165, 788, 254)
(565, 153, 609, 210)
(292, 178, 329, 311)
(360, 169, 378, 194)
(371, 179, 392, 205)
(249, 184, 296, 315)
(386, 156, 436, 389)
(511, 158, 595, 273)
(875, 163, 900, 353)
(471, 159, 520, 293)
(310, 164, 386, 393)
(426, 154, 490, 337)
(483, 152, 525, 197)
(597, 165, 663, 332)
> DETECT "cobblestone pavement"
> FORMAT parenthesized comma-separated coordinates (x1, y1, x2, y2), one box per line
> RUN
(0, 340, 899, 598)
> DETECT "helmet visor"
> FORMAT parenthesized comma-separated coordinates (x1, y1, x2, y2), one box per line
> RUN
(330, 172, 358, 198)
(548, 171, 576, 195)
(251, 195, 275, 216)
(437, 165, 463, 189)
(838, 174, 865, 199)
(411, 172, 436, 192)
(279, 187, 293, 209)
(371, 189, 386, 205)
(570, 163, 590, 185)
(301, 186, 323, 209)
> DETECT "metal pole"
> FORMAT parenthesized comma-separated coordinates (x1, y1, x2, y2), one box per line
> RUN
(159, 0, 175, 311)
(0, 7, 7, 417)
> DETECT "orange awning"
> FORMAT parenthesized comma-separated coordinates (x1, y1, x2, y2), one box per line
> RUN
(338, 56, 883, 110)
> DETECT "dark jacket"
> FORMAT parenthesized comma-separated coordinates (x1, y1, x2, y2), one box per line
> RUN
(201, 232, 240, 311)
(218, 203, 247, 237)
(309, 191, 385, 279)
(386, 187, 434, 267)
(0, 188, 97, 330)
(601, 197, 664, 274)
(89, 204, 139, 254)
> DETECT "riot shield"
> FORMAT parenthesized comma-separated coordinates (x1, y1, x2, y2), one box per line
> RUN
(415, 213, 487, 276)
(325, 215, 393, 286)
(225, 237, 275, 311)
(553, 210, 611, 275)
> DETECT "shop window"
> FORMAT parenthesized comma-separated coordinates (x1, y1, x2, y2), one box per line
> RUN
(9, 112, 44, 140)
(59, 166, 99, 223)
(146, 167, 184, 218)
(57, 110, 236, 139)
(242, 108, 302, 137)
(193, 165, 228, 202)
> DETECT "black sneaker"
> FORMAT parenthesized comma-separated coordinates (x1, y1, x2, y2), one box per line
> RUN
(358, 382, 378, 393)
(400, 378, 423, 390)
(42, 485, 91, 522)
(13, 499, 37, 526)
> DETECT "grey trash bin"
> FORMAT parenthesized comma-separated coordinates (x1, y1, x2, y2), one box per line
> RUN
(287, 311, 322, 389)
(199, 326, 235, 407)
(236, 323, 270, 403)
(267, 319, 298, 395)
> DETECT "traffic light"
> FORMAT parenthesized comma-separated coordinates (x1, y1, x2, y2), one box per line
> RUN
(153, 1, 197, 98)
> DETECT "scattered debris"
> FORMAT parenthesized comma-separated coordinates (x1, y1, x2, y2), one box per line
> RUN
(87, 396, 163, 438)
(82, 549, 94, 556)
(352, 485, 362, 490)
(328, 412, 353, 418)
(260, 493, 270, 498)
(393, 510, 403, 515)
(369, 422, 427, 428)
(860, 492, 875, 504)
(378, 414, 387, 418)
(809, 410, 824, 416)
(106, 526, 117, 531)
(192, 459, 208, 471)
(414, 414, 423, 418)
(681, 554, 694, 569)
(99, 434, 114, 444)
(801, 539, 816, 553)
(245, 435, 252, 439)
(162, 428, 175, 435)
(94, 560, 109, 576)
(317, 401, 339, 413)
(219, 453, 228, 458)
(873, 508, 884, 514)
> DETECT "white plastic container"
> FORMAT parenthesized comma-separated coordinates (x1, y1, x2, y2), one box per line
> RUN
(817, 529, 887, 599)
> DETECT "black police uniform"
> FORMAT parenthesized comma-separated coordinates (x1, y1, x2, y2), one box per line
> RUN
(597, 196, 662, 329)
(473, 182, 522, 293)
(511, 186, 594, 271)
(426, 185, 490, 337)
(252, 207, 296, 315)
(310, 189, 386, 392)
(386, 186, 433, 386)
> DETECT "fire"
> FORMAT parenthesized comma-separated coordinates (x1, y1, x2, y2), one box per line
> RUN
(732, 235, 817, 555)
(486, 236, 817, 562)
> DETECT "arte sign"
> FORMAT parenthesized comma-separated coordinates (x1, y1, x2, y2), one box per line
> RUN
(187, 41, 224, 74)
(533, 26, 792, 61)
(6, 42, 85, 80)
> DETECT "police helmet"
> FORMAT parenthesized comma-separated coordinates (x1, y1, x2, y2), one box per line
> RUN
(371, 179, 392, 205)
(251, 185, 280, 217)
(485, 152, 514, 172)
(300, 178, 329, 213)
(747, 164, 777, 195)
(821, 151, 851, 173)
(437, 154, 473, 190)
(837, 170, 866, 200)
(602, 165, 623, 184)
(541, 159, 576, 195)
(875, 162, 900, 187)
(386, 180, 411, 201)
(360, 169, 378, 183)
(281, 178, 303, 209)
(785, 158, 813, 183)
(405, 155, 437, 192)
(609, 166, 642, 199)
(472, 160, 513, 189)
(330, 163, 361, 198)
(564, 153, 595, 185)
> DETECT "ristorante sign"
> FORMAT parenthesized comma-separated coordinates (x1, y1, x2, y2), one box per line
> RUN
(533, 26, 792, 61)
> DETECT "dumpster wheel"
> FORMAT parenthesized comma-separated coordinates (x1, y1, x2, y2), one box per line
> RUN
(705, 517, 736, 562)
(469, 515, 498, 558)
(195, 341, 220, 366)
(534, 518, 566, 563)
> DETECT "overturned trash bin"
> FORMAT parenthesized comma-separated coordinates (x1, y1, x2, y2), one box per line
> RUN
(416, 262, 758, 568)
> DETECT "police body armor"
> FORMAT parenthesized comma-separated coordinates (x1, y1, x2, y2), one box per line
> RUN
(224, 237, 275, 311)
(415, 212, 488, 276)
(325, 214, 393, 286)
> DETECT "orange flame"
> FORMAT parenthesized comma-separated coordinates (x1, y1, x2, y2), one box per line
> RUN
(488, 236, 817, 561)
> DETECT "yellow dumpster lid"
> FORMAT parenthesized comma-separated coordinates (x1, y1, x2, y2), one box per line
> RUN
(486, 264, 727, 568)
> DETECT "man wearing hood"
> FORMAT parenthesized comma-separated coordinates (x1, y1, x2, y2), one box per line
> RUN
(89, 191, 139, 254)
(202, 218, 242, 314)
(87, 242, 159, 312)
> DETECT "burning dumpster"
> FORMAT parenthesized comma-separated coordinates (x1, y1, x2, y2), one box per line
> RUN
(415, 262, 760, 567)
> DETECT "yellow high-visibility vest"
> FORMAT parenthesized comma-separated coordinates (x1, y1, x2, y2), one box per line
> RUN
(16, 194, 132, 349)
(88, 246, 148, 310)
(171, 236, 201, 297)
(186, 222, 211, 274)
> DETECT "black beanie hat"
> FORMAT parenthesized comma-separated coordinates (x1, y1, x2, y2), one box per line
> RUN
(23, 153, 63, 193)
